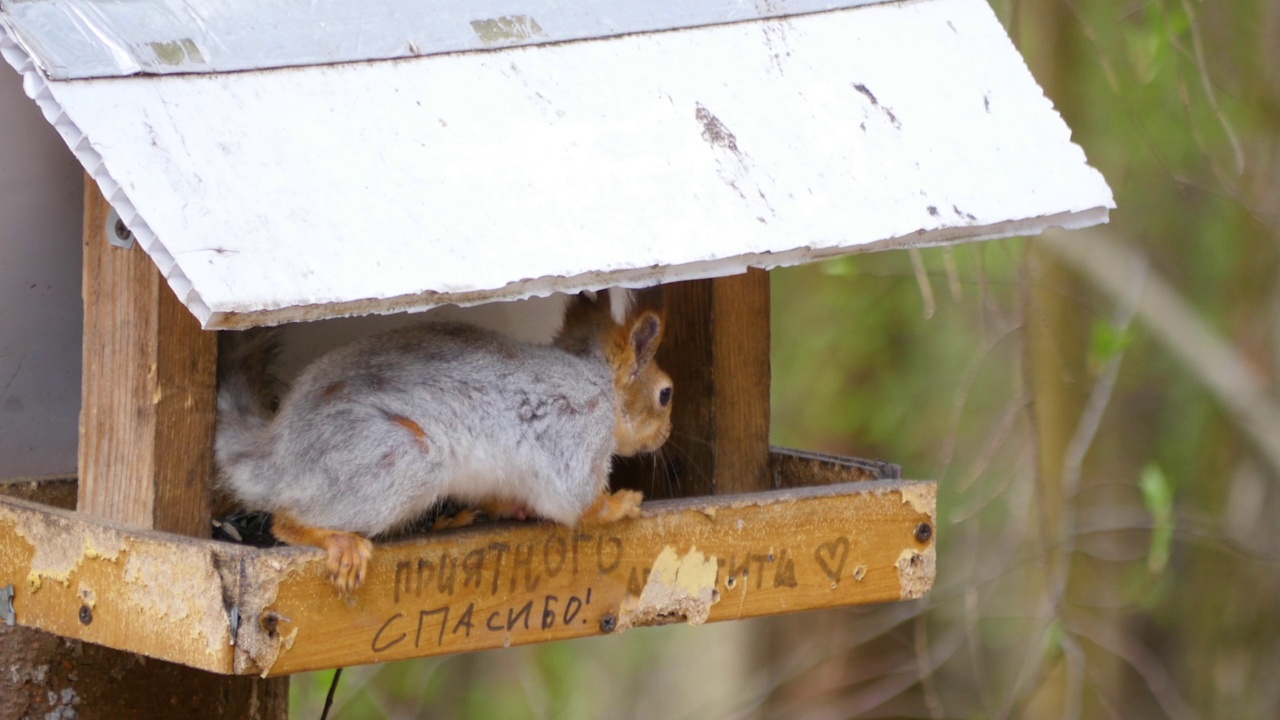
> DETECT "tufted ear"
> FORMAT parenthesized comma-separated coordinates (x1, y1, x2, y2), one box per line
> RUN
(628, 311, 663, 370)
(554, 290, 612, 355)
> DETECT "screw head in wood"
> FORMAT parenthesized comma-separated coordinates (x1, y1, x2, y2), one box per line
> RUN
(599, 612, 617, 634)
(1, 584, 14, 626)
(105, 208, 136, 249)
(914, 522, 933, 543)
(79, 605, 93, 625)
(114, 218, 132, 242)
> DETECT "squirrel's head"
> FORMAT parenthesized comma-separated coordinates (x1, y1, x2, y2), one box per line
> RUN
(556, 290, 672, 456)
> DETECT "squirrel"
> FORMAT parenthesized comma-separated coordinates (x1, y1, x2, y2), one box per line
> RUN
(214, 291, 672, 595)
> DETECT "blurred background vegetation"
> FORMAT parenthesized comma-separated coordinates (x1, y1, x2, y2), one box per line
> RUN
(294, 0, 1280, 717)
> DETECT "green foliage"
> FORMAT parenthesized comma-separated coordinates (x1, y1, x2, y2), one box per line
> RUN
(771, 242, 1024, 475)
(1139, 463, 1175, 574)
(1087, 318, 1135, 376)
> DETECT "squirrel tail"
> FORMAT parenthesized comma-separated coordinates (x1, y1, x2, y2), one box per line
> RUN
(214, 328, 284, 508)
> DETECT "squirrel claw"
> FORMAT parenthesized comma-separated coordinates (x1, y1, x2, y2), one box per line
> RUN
(324, 532, 374, 596)
(432, 508, 479, 531)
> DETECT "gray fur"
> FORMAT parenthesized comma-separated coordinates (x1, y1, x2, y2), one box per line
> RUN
(215, 321, 616, 536)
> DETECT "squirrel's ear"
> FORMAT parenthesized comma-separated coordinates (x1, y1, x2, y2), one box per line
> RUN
(628, 311, 664, 369)
(555, 290, 614, 354)
(573, 290, 602, 309)
(561, 290, 604, 327)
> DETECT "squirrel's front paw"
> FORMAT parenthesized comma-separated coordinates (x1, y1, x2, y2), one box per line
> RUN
(581, 489, 644, 524)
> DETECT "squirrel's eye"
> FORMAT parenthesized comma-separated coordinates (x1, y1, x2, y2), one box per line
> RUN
(658, 386, 672, 407)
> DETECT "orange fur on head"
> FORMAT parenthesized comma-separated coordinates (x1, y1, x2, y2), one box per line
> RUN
(609, 309, 673, 457)
(553, 290, 672, 456)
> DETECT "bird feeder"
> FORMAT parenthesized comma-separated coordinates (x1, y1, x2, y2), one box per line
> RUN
(0, 0, 1111, 679)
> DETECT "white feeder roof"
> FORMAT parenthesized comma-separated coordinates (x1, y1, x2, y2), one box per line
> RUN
(1, 0, 1113, 329)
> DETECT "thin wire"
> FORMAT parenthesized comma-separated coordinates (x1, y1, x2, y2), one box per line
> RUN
(320, 667, 343, 720)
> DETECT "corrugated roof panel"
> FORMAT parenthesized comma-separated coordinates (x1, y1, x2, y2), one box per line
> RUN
(0, 0, 1113, 329)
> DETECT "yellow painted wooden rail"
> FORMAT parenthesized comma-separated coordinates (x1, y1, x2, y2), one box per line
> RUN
(0, 467, 934, 677)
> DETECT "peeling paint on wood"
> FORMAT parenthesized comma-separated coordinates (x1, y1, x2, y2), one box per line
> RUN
(14, 519, 122, 592)
(617, 546, 719, 630)
(0, 498, 239, 672)
(895, 479, 937, 517)
(0, 475, 286, 720)
(896, 546, 936, 600)
(226, 550, 318, 676)
(0, 467, 935, 676)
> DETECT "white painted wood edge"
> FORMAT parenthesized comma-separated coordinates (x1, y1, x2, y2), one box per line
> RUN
(204, 207, 1109, 329)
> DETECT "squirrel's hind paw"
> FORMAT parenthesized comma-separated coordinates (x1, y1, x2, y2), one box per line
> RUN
(324, 532, 374, 596)
(272, 511, 374, 596)
(581, 489, 644, 524)
(432, 508, 479, 530)
(433, 501, 532, 530)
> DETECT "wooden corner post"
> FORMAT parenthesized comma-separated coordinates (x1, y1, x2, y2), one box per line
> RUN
(79, 178, 216, 535)
(67, 177, 287, 717)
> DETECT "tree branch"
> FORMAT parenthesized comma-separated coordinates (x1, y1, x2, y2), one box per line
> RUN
(1040, 229, 1280, 478)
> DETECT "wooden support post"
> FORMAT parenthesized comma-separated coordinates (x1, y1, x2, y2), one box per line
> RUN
(79, 178, 216, 535)
(65, 179, 286, 717)
(614, 269, 771, 498)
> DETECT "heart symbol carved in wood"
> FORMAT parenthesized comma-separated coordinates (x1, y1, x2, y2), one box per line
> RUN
(814, 537, 850, 584)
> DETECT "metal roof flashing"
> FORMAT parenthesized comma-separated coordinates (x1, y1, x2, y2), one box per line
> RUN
(1, 0, 1114, 330)
(2, 0, 898, 80)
